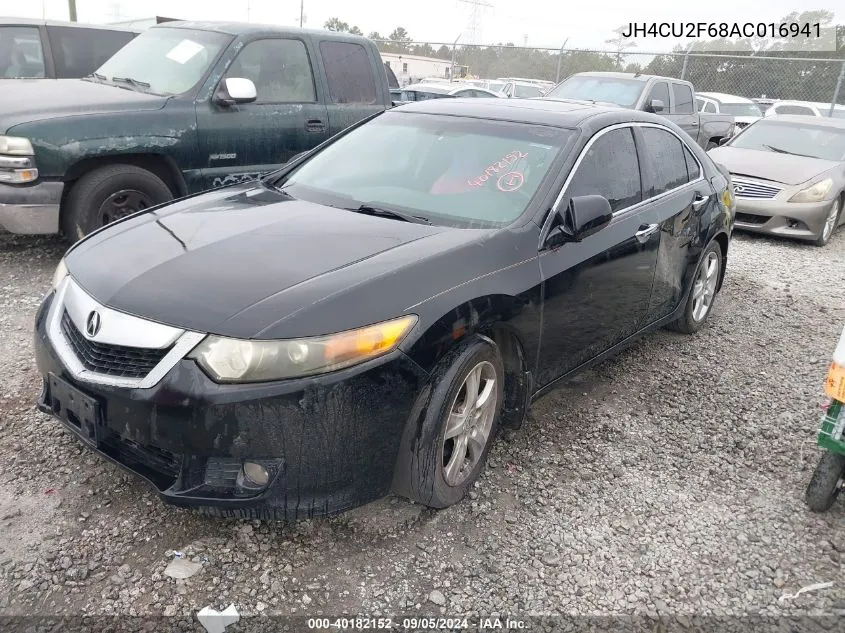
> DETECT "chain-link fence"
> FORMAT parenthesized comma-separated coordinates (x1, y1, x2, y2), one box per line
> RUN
(376, 40, 845, 107)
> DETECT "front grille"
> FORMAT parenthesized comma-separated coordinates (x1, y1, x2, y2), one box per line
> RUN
(735, 212, 768, 225)
(60, 310, 171, 379)
(731, 177, 782, 200)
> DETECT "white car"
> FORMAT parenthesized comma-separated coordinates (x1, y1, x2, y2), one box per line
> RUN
(764, 100, 845, 119)
(696, 92, 762, 135)
(397, 83, 504, 101)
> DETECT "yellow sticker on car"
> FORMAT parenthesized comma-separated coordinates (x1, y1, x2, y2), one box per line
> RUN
(826, 362, 845, 401)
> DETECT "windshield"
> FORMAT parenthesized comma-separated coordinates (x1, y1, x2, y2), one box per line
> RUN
(277, 112, 573, 228)
(400, 89, 452, 101)
(729, 120, 845, 161)
(513, 84, 544, 98)
(545, 76, 644, 108)
(488, 81, 505, 92)
(94, 27, 230, 95)
(720, 102, 763, 117)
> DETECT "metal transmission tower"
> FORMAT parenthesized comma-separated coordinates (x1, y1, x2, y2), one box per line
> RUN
(458, 0, 493, 45)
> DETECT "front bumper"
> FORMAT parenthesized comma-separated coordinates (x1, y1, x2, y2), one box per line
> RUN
(0, 180, 63, 234)
(732, 197, 834, 241)
(33, 291, 429, 520)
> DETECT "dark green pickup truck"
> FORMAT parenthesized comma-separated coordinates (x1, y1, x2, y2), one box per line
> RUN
(0, 21, 392, 238)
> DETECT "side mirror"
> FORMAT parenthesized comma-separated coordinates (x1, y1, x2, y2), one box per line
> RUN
(646, 98, 665, 113)
(215, 77, 257, 106)
(545, 195, 613, 248)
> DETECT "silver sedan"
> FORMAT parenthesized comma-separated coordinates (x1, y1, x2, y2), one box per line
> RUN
(708, 115, 845, 247)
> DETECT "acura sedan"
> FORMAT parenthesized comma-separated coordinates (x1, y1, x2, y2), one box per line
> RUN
(34, 99, 733, 520)
(708, 115, 845, 247)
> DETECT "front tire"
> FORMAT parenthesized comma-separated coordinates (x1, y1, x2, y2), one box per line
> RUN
(400, 336, 504, 509)
(806, 451, 845, 513)
(62, 164, 173, 240)
(813, 198, 841, 248)
(668, 240, 723, 335)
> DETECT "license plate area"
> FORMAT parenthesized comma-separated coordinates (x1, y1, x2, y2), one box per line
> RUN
(47, 372, 101, 446)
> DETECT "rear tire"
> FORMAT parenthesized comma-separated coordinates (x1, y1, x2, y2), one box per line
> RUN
(806, 451, 845, 513)
(668, 240, 723, 335)
(399, 336, 504, 509)
(813, 198, 841, 248)
(62, 164, 173, 240)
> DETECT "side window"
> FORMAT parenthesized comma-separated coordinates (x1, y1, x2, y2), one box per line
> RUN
(776, 105, 815, 116)
(0, 26, 46, 78)
(671, 83, 694, 114)
(704, 102, 717, 113)
(225, 38, 315, 104)
(319, 41, 377, 104)
(647, 81, 670, 109)
(568, 128, 642, 213)
(695, 97, 705, 112)
(47, 26, 135, 78)
(638, 127, 691, 198)
(683, 144, 701, 181)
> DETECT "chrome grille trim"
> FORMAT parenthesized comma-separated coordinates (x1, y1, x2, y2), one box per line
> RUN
(47, 277, 206, 389)
(730, 177, 783, 200)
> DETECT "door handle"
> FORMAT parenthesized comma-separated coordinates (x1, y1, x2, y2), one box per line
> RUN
(635, 223, 660, 243)
(305, 119, 326, 132)
(692, 193, 710, 211)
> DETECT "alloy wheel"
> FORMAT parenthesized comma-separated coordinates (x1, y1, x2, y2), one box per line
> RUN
(821, 199, 841, 244)
(691, 251, 720, 322)
(441, 360, 498, 487)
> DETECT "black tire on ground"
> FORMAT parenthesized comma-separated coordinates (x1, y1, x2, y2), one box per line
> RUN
(806, 451, 845, 513)
(812, 198, 841, 248)
(400, 335, 504, 509)
(62, 164, 173, 240)
(668, 240, 723, 335)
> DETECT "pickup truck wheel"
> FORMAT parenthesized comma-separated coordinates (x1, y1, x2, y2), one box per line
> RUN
(63, 165, 173, 239)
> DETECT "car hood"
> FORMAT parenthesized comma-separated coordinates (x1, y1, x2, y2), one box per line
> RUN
(0, 79, 167, 132)
(65, 183, 502, 339)
(707, 146, 839, 185)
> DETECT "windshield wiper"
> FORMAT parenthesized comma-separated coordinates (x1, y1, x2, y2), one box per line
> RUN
(345, 204, 431, 225)
(88, 72, 107, 81)
(111, 76, 151, 91)
(761, 144, 815, 158)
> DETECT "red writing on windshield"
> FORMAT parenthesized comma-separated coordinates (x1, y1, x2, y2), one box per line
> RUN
(467, 150, 528, 188)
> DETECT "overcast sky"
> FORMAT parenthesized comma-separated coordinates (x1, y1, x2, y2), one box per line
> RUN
(2, 0, 841, 50)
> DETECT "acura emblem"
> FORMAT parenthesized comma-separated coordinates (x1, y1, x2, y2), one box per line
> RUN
(86, 311, 101, 337)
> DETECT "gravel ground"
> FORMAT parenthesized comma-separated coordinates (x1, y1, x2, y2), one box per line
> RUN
(0, 228, 844, 630)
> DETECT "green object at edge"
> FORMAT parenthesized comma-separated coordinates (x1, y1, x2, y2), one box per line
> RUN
(818, 400, 845, 454)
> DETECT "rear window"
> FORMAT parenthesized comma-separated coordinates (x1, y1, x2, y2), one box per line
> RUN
(0, 26, 45, 78)
(319, 41, 377, 104)
(47, 26, 136, 78)
(671, 83, 694, 114)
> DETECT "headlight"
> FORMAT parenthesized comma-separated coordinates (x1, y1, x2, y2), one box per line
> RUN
(789, 178, 833, 203)
(0, 136, 34, 155)
(51, 258, 68, 290)
(191, 315, 418, 382)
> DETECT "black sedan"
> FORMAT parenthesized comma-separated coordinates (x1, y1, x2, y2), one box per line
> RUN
(34, 99, 733, 520)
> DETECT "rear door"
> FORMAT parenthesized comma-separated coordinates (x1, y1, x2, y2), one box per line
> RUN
(536, 125, 659, 387)
(634, 124, 715, 322)
(316, 40, 385, 136)
(196, 36, 329, 190)
(666, 82, 699, 139)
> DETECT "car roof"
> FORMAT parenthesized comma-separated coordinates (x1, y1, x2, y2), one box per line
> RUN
(570, 71, 662, 83)
(150, 20, 369, 40)
(762, 114, 845, 129)
(698, 92, 755, 104)
(391, 97, 666, 128)
(0, 16, 138, 32)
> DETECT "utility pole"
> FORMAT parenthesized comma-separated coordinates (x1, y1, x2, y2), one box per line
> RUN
(299, 0, 304, 27)
(457, 0, 492, 45)
(450, 33, 461, 83)
(68, 0, 77, 21)
(555, 38, 568, 83)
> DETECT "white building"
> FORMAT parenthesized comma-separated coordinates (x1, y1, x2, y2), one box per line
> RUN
(380, 53, 464, 86)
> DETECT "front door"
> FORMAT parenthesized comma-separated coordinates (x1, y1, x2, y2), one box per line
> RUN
(196, 37, 329, 192)
(536, 126, 660, 388)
